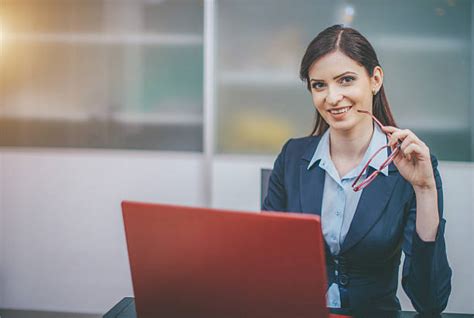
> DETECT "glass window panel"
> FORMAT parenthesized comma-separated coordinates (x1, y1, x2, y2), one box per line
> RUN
(216, 0, 472, 161)
(0, 0, 203, 151)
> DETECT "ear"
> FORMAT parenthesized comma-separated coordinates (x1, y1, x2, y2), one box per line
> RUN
(371, 66, 384, 93)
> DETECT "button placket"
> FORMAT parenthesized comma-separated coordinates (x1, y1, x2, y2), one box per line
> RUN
(335, 256, 350, 287)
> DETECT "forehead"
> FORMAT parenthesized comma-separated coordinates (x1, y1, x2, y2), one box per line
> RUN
(308, 50, 368, 79)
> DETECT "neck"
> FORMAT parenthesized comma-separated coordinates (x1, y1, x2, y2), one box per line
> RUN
(329, 121, 374, 162)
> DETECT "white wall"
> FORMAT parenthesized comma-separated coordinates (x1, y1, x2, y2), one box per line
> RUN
(0, 151, 472, 314)
(212, 154, 274, 212)
(0, 149, 204, 314)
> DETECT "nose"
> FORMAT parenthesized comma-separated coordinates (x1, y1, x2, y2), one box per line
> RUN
(325, 86, 343, 106)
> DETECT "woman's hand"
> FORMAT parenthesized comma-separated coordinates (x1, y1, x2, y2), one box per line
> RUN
(382, 126, 436, 191)
(383, 126, 440, 241)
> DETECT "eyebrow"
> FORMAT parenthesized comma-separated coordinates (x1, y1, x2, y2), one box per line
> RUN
(309, 71, 357, 82)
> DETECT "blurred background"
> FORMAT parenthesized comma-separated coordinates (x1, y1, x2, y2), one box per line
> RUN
(0, 0, 472, 315)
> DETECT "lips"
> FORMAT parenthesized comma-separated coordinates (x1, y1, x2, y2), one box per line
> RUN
(328, 106, 352, 115)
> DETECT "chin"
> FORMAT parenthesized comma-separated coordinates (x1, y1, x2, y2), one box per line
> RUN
(328, 119, 357, 132)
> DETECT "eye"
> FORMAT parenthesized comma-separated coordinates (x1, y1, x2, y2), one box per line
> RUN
(311, 81, 325, 90)
(340, 76, 355, 85)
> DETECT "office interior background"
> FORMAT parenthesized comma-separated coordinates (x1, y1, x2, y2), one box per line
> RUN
(0, 0, 473, 315)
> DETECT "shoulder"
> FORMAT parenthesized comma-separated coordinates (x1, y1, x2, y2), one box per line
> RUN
(272, 135, 321, 172)
(280, 135, 322, 159)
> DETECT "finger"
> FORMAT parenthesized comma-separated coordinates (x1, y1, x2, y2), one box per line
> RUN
(400, 134, 418, 153)
(403, 143, 428, 161)
(401, 138, 427, 156)
(389, 129, 421, 148)
(381, 125, 399, 133)
(404, 129, 423, 144)
(388, 129, 408, 148)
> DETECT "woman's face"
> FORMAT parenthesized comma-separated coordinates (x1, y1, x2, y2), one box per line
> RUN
(308, 50, 383, 133)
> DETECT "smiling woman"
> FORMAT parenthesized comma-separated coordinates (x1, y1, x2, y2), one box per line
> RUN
(262, 24, 452, 316)
(300, 26, 397, 138)
(308, 52, 378, 139)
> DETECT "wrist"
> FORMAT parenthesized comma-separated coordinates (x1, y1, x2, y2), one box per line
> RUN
(413, 182, 437, 193)
(413, 174, 437, 192)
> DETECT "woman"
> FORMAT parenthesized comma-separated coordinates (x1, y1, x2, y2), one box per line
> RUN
(262, 25, 452, 315)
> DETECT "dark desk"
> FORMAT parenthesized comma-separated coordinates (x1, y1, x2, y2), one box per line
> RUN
(0, 309, 100, 318)
(103, 298, 474, 318)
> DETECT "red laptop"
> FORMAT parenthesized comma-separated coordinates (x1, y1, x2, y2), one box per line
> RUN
(122, 201, 348, 318)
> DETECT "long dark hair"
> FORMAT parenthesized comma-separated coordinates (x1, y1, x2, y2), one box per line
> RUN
(299, 24, 397, 136)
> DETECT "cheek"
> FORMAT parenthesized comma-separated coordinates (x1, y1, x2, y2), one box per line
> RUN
(344, 86, 370, 104)
(311, 93, 324, 109)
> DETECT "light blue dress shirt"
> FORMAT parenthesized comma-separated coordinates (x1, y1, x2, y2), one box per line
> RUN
(307, 124, 389, 308)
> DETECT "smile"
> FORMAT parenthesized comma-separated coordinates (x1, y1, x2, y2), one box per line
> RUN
(329, 106, 352, 115)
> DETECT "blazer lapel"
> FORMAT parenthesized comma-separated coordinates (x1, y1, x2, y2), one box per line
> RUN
(340, 164, 399, 253)
(300, 163, 325, 215)
(299, 137, 324, 215)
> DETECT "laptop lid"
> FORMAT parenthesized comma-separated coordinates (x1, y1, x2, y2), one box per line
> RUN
(122, 201, 330, 318)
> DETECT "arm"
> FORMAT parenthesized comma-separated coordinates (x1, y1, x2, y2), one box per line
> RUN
(401, 155, 452, 314)
(261, 139, 291, 212)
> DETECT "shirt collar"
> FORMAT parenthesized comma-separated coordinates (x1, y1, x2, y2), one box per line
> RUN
(307, 128, 330, 170)
(307, 123, 389, 177)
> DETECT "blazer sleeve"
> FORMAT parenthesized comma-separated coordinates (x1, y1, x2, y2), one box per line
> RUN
(401, 154, 452, 314)
(261, 139, 292, 212)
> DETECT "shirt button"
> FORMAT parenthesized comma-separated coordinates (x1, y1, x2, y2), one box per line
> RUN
(332, 235, 337, 241)
(335, 211, 341, 216)
(339, 274, 349, 286)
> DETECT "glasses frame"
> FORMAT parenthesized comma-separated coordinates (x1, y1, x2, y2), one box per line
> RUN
(351, 110, 400, 192)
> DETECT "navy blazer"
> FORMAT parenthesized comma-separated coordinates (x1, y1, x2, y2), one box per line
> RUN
(262, 135, 452, 314)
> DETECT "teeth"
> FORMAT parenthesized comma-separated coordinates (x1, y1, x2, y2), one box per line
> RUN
(330, 107, 351, 114)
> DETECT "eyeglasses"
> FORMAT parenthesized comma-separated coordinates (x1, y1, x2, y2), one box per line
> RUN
(351, 110, 400, 192)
